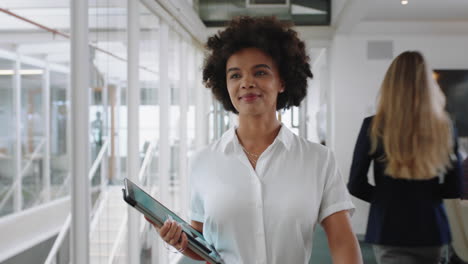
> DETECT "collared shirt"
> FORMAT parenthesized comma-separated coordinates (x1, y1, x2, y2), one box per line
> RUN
(190, 125, 354, 264)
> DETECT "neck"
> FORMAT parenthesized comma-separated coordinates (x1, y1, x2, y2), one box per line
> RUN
(236, 112, 281, 151)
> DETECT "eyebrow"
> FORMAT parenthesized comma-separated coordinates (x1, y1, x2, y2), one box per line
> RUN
(226, 64, 272, 74)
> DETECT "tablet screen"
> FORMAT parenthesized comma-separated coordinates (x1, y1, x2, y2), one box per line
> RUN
(125, 179, 212, 253)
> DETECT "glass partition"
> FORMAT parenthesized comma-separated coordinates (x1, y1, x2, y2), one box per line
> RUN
(139, 3, 161, 262)
(0, 57, 16, 217)
(20, 63, 45, 210)
(50, 71, 70, 199)
(88, 0, 128, 263)
(169, 30, 181, 212)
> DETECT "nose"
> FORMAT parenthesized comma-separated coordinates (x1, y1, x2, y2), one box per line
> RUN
(240, 76, 255, 89)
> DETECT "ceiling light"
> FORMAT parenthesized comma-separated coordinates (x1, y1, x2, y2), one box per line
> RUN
(0, 69, 44, 75)
(401, 0, 408, 5)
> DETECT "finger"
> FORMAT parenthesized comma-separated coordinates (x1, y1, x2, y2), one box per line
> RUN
(159, 220, 173, 238)
(179, 232, 188, 251)
(173, 224, 183, 243)
(162, 221, 177, 243)
(166, 222, 180, 245)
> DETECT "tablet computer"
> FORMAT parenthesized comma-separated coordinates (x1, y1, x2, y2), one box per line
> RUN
(122, 178, 223, 264)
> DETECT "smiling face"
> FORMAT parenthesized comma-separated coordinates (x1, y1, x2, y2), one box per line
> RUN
(226, 47, 284, 117)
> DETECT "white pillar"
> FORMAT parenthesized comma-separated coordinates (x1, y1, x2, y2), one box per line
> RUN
(325, 48, 334, 150)
(71, 0, 90, 262)
(66, 71, 72, 193)
(101, 78, 108, 192)
(42, 60, 51, 202)
(13, 50, 22, 212)
(195, 51, 209, 149)
(179, 40, 189, 219)
(115, 84, 121, 180)
(127, 0, 140, 263)
(158, 21, 170, 264)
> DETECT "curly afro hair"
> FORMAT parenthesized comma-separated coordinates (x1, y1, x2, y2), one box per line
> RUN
(202, 16, 313, 114)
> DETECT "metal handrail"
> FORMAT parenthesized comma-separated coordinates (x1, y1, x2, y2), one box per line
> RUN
(88, 140, 109, 180)
(138, 139, 158, 183)
(89, 189, 108, 234)
(44, 139, 109, 264)
(32, 171, 71, 208)
(0, 139, 45, 211)
(107, 140, 158, 264)
(43, 214, 71, 264)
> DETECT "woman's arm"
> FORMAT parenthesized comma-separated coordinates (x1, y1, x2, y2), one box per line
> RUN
(348, 118, 374, 202)
(441, 128, 463, 198)
(322, 210, 363, 264)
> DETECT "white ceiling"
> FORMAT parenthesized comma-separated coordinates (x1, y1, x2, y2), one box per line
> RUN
(364, 0, 468, 22)
(332, 0, 468, 27)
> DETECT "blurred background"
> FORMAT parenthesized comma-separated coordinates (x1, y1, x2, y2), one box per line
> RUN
(0, 0, 467, 263)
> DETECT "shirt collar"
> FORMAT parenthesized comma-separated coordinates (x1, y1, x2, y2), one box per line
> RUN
(275, 124, 294, 151)
(219, 123, 294, 153)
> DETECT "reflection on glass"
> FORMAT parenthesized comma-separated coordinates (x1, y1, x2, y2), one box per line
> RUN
(50, 71, 70, 199)
(0, 58, 15, 216)
(88, 0, 128, 263)
(139, 3, 160, 192)
(21, 63, 45, 210)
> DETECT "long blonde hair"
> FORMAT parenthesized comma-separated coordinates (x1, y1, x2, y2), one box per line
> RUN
(370, 51, 453, 180)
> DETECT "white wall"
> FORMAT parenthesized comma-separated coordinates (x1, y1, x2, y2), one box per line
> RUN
(330, 31, 468, 234)
(306, 48, 327, 143)
(0, 198, 70, 262)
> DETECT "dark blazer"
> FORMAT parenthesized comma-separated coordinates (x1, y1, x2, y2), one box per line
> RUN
(348, 116, 463, 246)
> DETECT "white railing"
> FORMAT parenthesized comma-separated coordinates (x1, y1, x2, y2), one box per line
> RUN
(138, 139, 158, 183)
(0, 138, 45, 211)
(107, 139, 158, 264)
(88, 140, 109, 182)
(44, 139, 109, 264)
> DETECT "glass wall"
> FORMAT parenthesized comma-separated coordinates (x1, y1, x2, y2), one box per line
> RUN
(169, 30, 181, 213)
(88, 0, 128, 263)
(50, 70, 70, 200)
(20, 62, 45, 210)
(0, 57, 16, 217)
(139, 2, 159, 189)
(0, 1, 72, 215)
(138, 4, 161, 262)
(0, 1, 206, 263)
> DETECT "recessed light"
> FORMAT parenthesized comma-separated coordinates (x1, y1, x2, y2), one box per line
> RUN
(401, 0, 408, 5)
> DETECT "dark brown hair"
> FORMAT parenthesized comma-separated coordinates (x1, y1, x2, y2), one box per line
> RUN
(202, 16, 313, 113)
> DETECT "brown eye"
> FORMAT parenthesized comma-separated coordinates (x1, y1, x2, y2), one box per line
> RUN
(230, 73, 241, 79)
(255, 71, 267, 76)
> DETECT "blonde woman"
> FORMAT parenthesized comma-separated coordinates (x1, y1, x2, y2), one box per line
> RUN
(348, 51, 463, 264)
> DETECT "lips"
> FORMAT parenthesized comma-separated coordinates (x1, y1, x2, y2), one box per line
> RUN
(239, 93, 261, 102)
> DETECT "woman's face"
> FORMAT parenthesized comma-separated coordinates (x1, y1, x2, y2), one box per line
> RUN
(226, 47, 284, 117)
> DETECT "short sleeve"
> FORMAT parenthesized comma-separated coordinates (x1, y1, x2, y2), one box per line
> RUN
(189, 155, 205, 222)
(318, 148, 355, 223)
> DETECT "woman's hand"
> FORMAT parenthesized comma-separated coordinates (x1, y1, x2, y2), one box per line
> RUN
(145, 216, 188, 253)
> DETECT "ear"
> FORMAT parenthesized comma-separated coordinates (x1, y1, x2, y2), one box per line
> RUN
(279, 81, 285, 93)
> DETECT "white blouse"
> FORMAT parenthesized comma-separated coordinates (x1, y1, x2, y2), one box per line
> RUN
(190, 125, 354, 264)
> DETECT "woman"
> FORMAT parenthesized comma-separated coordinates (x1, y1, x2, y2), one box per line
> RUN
(348, 51, 463, 264)
(150, 16, 362, 264)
